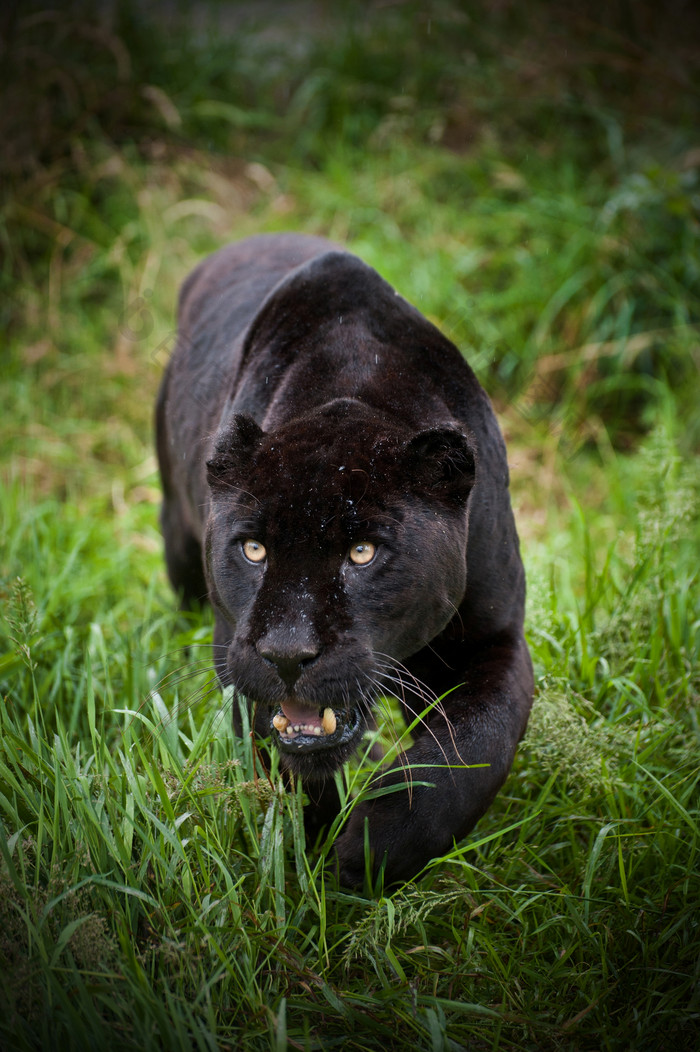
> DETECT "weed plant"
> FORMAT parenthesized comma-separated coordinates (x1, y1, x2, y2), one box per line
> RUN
(1, 2, 699, 1049)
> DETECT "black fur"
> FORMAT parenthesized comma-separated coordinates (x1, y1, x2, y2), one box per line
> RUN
(156, 233, 534, 887)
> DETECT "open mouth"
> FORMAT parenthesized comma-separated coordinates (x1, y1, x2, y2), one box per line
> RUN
(271, 699, 362, 753)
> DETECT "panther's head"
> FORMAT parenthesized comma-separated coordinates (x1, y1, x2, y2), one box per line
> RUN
(204, 399, 475, 780)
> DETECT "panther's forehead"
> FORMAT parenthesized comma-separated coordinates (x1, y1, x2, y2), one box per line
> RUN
(244, 460, 393, 552)
(245, 402, 408, 530)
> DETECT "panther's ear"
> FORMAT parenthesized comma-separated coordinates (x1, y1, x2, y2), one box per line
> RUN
(206, 413, 264, 491)
(404, 426, 477, 506)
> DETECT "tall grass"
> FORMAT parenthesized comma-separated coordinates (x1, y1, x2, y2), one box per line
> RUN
(1, 2, 699, 1049)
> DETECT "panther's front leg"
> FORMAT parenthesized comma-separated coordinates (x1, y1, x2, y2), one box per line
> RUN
(333, 634, 533, 888)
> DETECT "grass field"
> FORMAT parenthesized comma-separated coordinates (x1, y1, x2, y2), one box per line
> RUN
(1, 2, 699, 1049)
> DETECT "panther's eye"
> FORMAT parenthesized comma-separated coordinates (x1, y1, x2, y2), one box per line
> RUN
(242, 539, 267, 564)
(348, 541, 376, 566)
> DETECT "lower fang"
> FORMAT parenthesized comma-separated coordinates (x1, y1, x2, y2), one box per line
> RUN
(322, 708, 337, 735)
(273, 713, 290, 732)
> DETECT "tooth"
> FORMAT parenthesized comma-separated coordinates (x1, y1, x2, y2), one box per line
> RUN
(273, 713, 289, 732)
(322, 708, 337, 735)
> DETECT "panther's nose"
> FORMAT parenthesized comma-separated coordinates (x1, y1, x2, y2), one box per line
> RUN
(257, 626, 321, 688)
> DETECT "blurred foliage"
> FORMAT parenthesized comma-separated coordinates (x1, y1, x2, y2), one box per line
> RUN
(1, 0, 699, 448)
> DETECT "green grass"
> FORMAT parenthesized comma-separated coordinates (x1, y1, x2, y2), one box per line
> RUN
(1, 2, 699, 1049)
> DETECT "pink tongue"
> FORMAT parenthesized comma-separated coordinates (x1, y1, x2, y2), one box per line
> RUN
(281, 700, 323, 728)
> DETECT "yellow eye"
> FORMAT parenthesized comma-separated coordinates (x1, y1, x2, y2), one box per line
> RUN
(242, 539, 267, 563)
(348, 541, 376, 566)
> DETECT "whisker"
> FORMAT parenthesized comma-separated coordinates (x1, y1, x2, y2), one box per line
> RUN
(348, 676, 415, 801)
(372, 662, 443, 721)
(369, 657, 467, 771)
(373, 653, 454, 729)
(366, 688, 415, 801)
